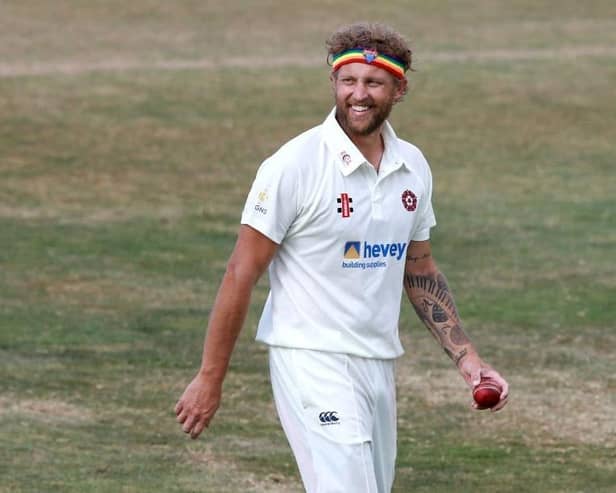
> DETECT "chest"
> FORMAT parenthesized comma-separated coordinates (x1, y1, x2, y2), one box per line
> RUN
(289, 162, 426, 244)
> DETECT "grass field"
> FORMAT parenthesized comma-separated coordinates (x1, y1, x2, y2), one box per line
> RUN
(1, 1, 615, 492)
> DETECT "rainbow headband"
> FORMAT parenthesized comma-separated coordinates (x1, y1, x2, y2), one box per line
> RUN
(331, 48, 406, 79)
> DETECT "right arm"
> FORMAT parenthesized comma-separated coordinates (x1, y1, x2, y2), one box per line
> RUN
(174, 225, 278, 438)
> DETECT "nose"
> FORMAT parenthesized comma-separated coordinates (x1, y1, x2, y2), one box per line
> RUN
(352, 81, 369, 102)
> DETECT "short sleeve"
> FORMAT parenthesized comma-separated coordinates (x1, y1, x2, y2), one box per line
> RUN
(411, 154, 437, 241)
(240, 156, 300, 244)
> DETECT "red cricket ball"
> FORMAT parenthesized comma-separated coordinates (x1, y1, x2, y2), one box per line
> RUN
(473, 380, 501, 409)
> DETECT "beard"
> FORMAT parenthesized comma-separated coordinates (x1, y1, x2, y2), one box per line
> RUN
(335, 97, 395, 138)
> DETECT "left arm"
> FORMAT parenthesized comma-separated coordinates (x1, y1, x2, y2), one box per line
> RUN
(404, 240, 509, 411)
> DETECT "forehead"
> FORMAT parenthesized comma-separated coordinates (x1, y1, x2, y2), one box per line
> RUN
(335, 62, 395, 81)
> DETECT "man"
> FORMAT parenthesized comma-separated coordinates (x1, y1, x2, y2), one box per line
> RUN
(175, 22, 509, 493)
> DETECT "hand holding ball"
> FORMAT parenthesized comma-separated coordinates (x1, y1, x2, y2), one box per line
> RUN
(473, 380, 502, 409)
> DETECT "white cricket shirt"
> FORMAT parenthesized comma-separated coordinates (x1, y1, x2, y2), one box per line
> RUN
(241, 108, 436, 359)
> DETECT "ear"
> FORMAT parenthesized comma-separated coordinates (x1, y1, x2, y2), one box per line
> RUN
(394, 77, 408, 103)
(329, 72, 337, 93)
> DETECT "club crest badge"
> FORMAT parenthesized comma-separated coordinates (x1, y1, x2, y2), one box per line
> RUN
(401, 189, 417, 211)
(363, 48, 378, 63)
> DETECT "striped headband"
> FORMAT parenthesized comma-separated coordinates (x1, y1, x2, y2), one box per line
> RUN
(331, 48, 406, 79)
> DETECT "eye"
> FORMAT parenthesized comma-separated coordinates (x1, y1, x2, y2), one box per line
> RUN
(340, 77, 355, 85)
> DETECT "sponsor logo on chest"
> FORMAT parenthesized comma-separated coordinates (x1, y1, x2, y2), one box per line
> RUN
(342, 240, 407, 270)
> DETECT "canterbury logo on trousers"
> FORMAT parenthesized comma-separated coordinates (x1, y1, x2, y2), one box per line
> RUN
(318, 411, 340, 425)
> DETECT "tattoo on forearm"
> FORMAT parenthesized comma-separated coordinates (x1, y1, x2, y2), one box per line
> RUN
(406, 252, 432, 263)
(449, 323, 470, 345)
(405, 271, 472, 366)
(444, 347, 468, 366)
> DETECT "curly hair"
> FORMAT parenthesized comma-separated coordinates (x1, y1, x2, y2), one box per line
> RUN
(326, 22, 413, 73)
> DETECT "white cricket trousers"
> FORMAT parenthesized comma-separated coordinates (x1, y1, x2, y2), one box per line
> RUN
(269, 346, 397, 493)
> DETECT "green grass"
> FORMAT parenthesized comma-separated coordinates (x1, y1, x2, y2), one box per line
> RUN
(1, 1, 616, 492)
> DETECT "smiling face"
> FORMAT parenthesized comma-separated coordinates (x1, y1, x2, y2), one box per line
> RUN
(331, 62, 407, 140)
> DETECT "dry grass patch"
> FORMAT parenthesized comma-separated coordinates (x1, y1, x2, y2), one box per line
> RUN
(2, 265, 215, 316)
(0, 395, 94, 424)
(2, 171, 175, 217)
(184, 444, 302, 493)
(398, 351, 616, 447)
(1, 161, 247, 226)
(2, 0, 616, 67)
(28, 275, 212, 312)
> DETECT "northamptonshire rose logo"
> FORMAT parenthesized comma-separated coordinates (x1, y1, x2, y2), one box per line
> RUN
(401, 189, 417, 211)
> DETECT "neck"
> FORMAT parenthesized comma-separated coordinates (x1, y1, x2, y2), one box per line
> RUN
(351, 130, 385, 173)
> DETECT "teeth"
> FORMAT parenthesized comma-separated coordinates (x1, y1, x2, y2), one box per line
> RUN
(352, 105, 369, 112)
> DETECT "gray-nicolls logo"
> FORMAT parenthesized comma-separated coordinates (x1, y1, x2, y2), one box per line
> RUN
(319, 411, 340, 425)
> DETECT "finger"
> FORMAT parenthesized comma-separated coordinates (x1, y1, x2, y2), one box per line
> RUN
(491, 396, 509, 412)
(190, 419, 209, 440)
(176, 409, 188, 424)
(471, 368, 482, 387)
(484, 371, 509, 398)
(182, 414, 197, 434)
(174, 400, 183, 415)
(499, 378, 509, 399)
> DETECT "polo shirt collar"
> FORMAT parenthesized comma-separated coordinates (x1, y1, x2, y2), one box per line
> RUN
(322, 107, 408, 176)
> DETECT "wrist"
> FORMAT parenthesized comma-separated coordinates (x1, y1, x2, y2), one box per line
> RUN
(198, 365, 225, 386)
(455, 346, 479, 369)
